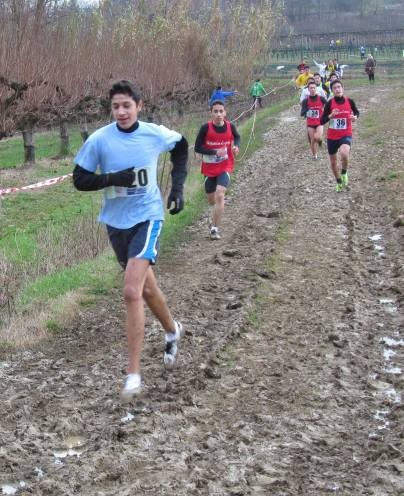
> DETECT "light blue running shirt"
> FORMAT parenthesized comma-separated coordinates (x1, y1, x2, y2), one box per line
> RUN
(74, 121, 182, 229)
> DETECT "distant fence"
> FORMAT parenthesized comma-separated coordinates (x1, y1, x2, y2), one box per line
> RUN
(274, 28, 404, 49)
(270, 45, 404, 62)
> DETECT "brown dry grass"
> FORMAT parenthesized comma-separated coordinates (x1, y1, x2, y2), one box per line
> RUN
(1, 290, 86, 348)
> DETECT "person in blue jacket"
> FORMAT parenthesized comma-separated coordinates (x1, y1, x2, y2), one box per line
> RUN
(208, 85, 237, 106)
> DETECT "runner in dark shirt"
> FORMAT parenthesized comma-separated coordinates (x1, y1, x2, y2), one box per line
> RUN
(194, 100, 240, 240)
(320, 80, 359, 192)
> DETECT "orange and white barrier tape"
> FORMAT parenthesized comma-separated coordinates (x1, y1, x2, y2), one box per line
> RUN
(0, 173, 73, 197)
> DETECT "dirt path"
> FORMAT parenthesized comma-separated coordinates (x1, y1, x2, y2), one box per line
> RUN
(1, 85, 403, 496)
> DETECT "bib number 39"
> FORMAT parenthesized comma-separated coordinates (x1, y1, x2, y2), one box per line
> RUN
(330, 118, 347, 130)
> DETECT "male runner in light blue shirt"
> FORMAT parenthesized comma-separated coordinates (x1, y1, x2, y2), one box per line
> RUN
(73, 80, 188, 401)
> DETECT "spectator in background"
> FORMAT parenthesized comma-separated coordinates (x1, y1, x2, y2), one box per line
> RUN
(365, 54, 376, 83)
(208, 85, 237, 107)
(360, 46, 365, 59)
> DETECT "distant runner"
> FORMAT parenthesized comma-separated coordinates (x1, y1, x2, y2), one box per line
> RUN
(250, 78, 266, 108)
(301, 81, 327, 160)
(208, 86, 237, 107)
(295, 65, 314, 90)
(320, 80, 360, 192)
(325, 72, 339, 99)
(194, 100, 240, 240)
(299, 73, 328, 103)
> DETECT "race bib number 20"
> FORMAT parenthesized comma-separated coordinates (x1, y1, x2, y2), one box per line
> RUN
(105, 167, 150, 199)
(131, 168, 149, 188)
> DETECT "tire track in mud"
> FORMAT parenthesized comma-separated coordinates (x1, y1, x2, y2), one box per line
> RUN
(0, 86, 402, 495)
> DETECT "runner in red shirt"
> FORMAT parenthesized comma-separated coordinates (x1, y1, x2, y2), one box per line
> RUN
(194, 100, 240, 239)
(320, 80, 359, 192)
(301, 81, 327, 160)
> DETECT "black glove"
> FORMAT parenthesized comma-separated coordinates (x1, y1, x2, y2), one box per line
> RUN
(106, 168, 135, 187)
(167, 189, 184, 215)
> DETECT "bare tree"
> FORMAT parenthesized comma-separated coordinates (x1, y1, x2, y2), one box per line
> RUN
(0, 0, 280, 158)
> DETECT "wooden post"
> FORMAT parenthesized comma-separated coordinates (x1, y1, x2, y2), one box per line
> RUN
(22, 126, 35, 164)
(80, 116, 89, 142)
(59, 118, 70, 156)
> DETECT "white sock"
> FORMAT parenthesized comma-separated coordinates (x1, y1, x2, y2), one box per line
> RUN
(165, 322, 179, 342)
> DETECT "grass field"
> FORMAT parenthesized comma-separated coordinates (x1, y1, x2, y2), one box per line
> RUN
(0, 128, 91, 170)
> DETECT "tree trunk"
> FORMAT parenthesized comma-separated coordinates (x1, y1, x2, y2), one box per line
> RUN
(80, 117, 89, 142)
(22, 127, 35, 164)
(59, 119, 70, 156)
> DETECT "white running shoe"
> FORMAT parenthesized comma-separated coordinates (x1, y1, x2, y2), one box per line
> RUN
(164, 321, 184, 369)
(121, 373, 142, 402)
(210, 226, 221, 240)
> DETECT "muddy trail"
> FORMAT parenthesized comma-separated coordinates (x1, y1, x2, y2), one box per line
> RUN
(1, 85, 403, 496)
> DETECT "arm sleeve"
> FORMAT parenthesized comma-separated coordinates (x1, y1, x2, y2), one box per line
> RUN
(158, 125, 183, 153)
(300, 98, 308, 117)
(320, 100, 332, 125)
(169, 136, 188, 193)
(320, 97, 328, 105)
(73, 135, 107, 190)
(73, 136, 99, 173)
(348, 98, 360, 117)
(231, 123, 241, 147)
(223, 90, 236, 97)
(194, 124, 216, 155)
(73, 164, 108, 191)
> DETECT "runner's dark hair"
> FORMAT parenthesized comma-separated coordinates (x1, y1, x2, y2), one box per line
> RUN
(210, 99, 226, 109)
(330, 79, 343, 90)
(109, 80, 141, 103)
